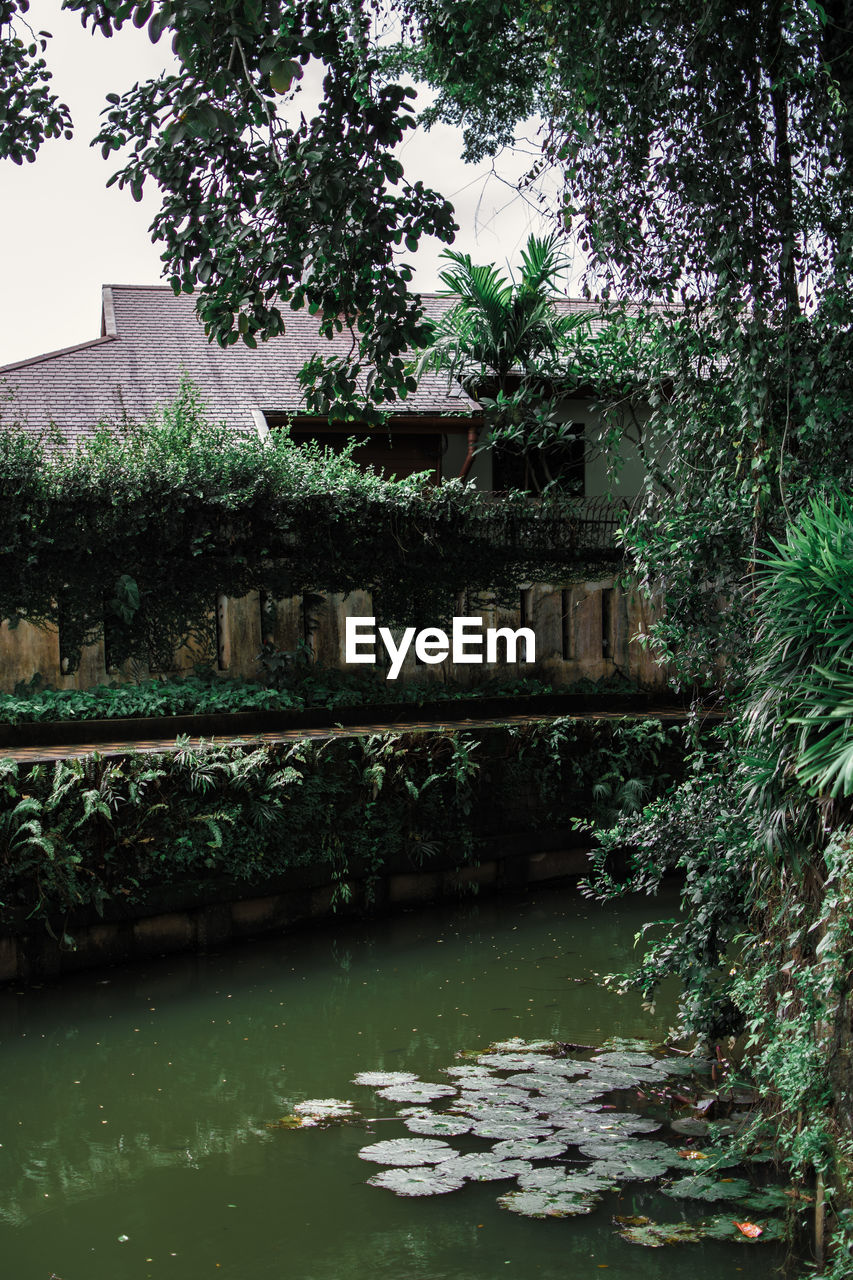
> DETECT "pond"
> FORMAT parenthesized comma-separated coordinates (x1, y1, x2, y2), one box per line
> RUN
(0, 885, 785, 1279)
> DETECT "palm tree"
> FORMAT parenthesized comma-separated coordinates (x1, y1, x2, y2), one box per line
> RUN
(417, 233, 588, 491)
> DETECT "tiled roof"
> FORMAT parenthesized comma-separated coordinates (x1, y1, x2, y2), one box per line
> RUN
(0, 286, 489, 447)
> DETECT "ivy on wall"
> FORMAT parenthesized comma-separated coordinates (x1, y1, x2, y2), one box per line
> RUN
(0, 384, 619, 670)
(0, 717, 675, 930)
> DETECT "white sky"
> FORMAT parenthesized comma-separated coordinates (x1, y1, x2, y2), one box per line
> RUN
(0, 0, 561, 367)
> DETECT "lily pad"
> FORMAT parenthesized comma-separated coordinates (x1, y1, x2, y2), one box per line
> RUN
(604, 1114, 662, 1135)
(672, 1146, 741, 1171)
(742, 1186, 793, 1213)
(292, 1098, 358, 1125)
(577, 1137, 677, 1165)
(589, 1156, 672, 1181)
(454, 1100, 537, 1122)
(618, 1220, 708, 1247)
(477, 1053, 563, 1070)
(518, 1167, 615, 1195)
(403, 1112, 473, 1137)
(660, 1056, 712, 1078)
(351, 1071, 419, 1088)
(592, 1051, 658, 1070)
(508, 1059, 591, 1079)
(491, 1137, 570, 1160)
(438, 1154, 534, 1182)
(486, 1038, 559, 1054)
(358, 1138, 456, 1166)
(559, 1111, 661, 1139)
(442, 1065, 497, 1082)
(505, 1072, 585, 1094)
(586, 1066, 666, 1088)
(376, 1081, 457, 1104)
(459, 1085, 539, 1107)
(703, 1216, 786, 1242)
(470, 1119, 555, 1140)
(600, 1037, 655, 1054)
(670, 1118, 710, 1137)
(366, 1165, 465, 1197)
(621, 1214, 787, 1245)
(497, 1188, 601, 1218)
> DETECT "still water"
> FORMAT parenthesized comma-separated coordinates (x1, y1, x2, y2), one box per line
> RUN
(0, 886, 782, 1280)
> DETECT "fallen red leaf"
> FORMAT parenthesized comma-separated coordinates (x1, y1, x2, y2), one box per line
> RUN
(734, 1221, 763, 1238)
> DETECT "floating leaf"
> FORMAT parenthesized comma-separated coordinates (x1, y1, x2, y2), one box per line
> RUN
(518, 1167, 615, 1195)
(439, 1154, 533, 1182)
(660, 1056, 712, 1077)
(291, 1098, 358, 1125)
(367, 1165, 465, 1197)
(491, 1137, 569, 1160)
(557, 1111, 661, 1138)
(486, 1038, 559, 1054)
(507, 1059, 591, 1079)
(535, 1083, 610, 1110)
(600, 1037, 655, 1054)
(459, 1085, 539, 1107)
(742, 1186, 793, 1213)
(352, 1071, 418, 1088)
(702, 1216, 786, 1243)
(470, 1119, 555, 1140)
(358, 1138, 455, 1166)
(577, 1138, 677, 1165)
(403, 1112, 473, 1137)
(587, 1155, 672, 1182)
(592, 1051, 657, 1070)
(618, 1220, 707, 1247)
(672, 1146, 742, 1172)
(586, 1065, 667, 1087)
(454, 1100, 536, 1122)
(605, 1114, 662, 1135)
(497, 1188, 600, 1218)
(670, 1118, 710, 1137)
(477, 1053, 562, 1070)
(376, 1082, 457, 1103)
(506, 1072, 585, 1094)
(443, 1065, 497, 1082)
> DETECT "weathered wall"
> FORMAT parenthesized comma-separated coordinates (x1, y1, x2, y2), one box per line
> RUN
(0, 577, 666, 691)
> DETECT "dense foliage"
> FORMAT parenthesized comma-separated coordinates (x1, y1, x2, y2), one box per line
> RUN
(584, 495, 853, 1276)
(0, 716, 674, 928)
(0, 383, 615, 670)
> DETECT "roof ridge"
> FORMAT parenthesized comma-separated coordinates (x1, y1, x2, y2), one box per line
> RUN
(0, 334, 117, 376)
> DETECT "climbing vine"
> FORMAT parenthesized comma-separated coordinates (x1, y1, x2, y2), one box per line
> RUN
(0, 382, 618, 670)
(0, 717, 675, 930)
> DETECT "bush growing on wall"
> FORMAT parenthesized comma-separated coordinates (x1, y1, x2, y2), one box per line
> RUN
(0, 383, 616, 670)
(0, 717, 675, 930)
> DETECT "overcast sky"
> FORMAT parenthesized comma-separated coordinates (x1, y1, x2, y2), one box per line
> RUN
(0, 0, 561, 367)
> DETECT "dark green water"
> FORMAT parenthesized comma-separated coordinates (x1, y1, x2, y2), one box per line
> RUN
(0, 887, 781, 1279)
